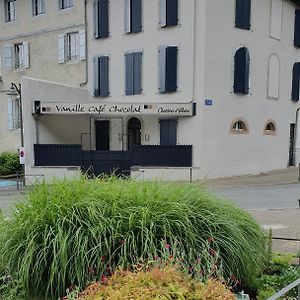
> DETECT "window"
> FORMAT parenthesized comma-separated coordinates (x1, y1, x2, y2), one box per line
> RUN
(59, 0, 74, 10)
(125, 51, 142, 95)
(294, 10, 300, 47)
(235, 0, 251, 30)
(230, 119, 249, 134)
(267, 54, 280, 99)
(94, 56, 109, 97)
(7, 98, 21, 130)
(291, 62, 300, 101)
(264, 120, 276, 135)
(160, 119, 177, 145)
(5, 0, 16, 22)
(270, 0, 282, 39)
(125, 0, 142, 33)
(94, 0, 109, 39)
(234, 47, 250, 94)
(32, 0, 45, 16)
(66, 33, 79, 61)
(159, 0, 178, 27)
(2, 43, 30, 70)
(158, 46, 178, 93)
(58, 31, 86, 63)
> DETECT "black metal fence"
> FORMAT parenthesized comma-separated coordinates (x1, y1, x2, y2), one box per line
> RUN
(132, 145, 192, 167)
(82, 151, 131, 176)
(34, 144, 82, 166)
(34, 144, 193, 174)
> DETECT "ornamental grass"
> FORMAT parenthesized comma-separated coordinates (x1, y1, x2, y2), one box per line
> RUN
(0, 176, 266, 299)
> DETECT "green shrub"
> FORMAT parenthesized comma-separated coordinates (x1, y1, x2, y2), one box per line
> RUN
(0, 152, 21, 176)
(77, 265, 235, 300)
(256, 254, 300, 300)
(0, 177, 266, 299)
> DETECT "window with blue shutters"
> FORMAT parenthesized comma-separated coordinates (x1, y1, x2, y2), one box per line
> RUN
(94, 0, 109, 39)
(292, 62, 300, 101)
(294, 10, 300, 47)
(235, 0, 251, 30)
(159, 46, 178, 93)
(234, 47, 250, 95)
(125, 0, 142, 33)
(94, 56, 109, 97)
(125, 51, 142, 95)
(159, 0, 178, 28)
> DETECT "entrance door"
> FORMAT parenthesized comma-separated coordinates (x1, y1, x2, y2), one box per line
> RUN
(289, 123, 295, 166)
(95, 120, 110, 151)
(160, 119, 177, 145)
(127, 117, 141, 150)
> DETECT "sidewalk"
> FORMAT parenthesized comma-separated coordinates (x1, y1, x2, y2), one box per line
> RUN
(203, 167, 300, 254)
(204, 166, 300, 188)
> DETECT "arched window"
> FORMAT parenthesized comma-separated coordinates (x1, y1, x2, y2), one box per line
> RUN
(230, 118, 249, 134)
(292, 62, 300, 101)
(234, 47, 250, 95)
(267, 54, 280, 99)
(235, 0, 251, 30)
(264, 120, 276, 135)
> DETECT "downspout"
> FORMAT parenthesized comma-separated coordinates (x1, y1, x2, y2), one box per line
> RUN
(192, 0, 197, 102)
(294, 107, 300, 165)
(80, 0, 88, 87)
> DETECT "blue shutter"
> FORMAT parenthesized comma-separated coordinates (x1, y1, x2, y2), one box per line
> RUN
(294, 10, 300, 47)
(131, 0, 142, 33)
(94, 0, 109, 39)
(160, 119, 177, 145)
(235, 0, 251, 30)
(125, 53, 134, 95)
(234, 47, 250, 95)
(166, 0, 178, 27)
(94, 57, 100, 97)
(165, 46, 178, 93)
(99, 56, 109, 97)
(133, 52, 142, 94)
(292, 63, 300, 101)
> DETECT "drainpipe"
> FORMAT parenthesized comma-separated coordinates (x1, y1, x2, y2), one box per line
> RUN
(294, 107, 300, 166)
(80, 0, 88, 87)
(191, 0, 197, 102)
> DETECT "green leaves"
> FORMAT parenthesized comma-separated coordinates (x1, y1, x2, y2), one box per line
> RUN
(0, 177, 266, 299)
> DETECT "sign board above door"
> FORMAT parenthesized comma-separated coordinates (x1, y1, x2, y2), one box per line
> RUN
(37, 102, 196, 117)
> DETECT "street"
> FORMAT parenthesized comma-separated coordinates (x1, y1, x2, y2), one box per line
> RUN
(208, 183, 300, 210)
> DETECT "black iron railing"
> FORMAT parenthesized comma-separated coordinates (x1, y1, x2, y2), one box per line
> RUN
(34, 144, 82, 166)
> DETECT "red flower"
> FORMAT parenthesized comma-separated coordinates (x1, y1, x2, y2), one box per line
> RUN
(165, 244, 171, 249)
(101, 255, 106, 262)
(209, 249, 217, 256)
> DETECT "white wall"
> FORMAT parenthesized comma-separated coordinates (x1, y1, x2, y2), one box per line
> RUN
(198, 0, 300, 178)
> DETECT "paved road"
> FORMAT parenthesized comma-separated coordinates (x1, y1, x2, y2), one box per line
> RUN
(0, 189, 26, 215)
(208, 183, 300, 210)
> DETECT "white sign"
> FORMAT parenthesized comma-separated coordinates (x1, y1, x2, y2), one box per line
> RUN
(19, 147, 25, 165)
(38, 102, 195, 117)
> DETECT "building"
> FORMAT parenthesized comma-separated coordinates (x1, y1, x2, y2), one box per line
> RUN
(0, 0, 87, 153)
(17, 0, 300, 181)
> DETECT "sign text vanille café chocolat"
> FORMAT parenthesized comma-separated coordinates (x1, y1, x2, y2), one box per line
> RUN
(39, 102, 196, 117)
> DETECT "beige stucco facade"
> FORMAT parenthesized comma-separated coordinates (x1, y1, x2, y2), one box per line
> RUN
(0, 0, 87, 153)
